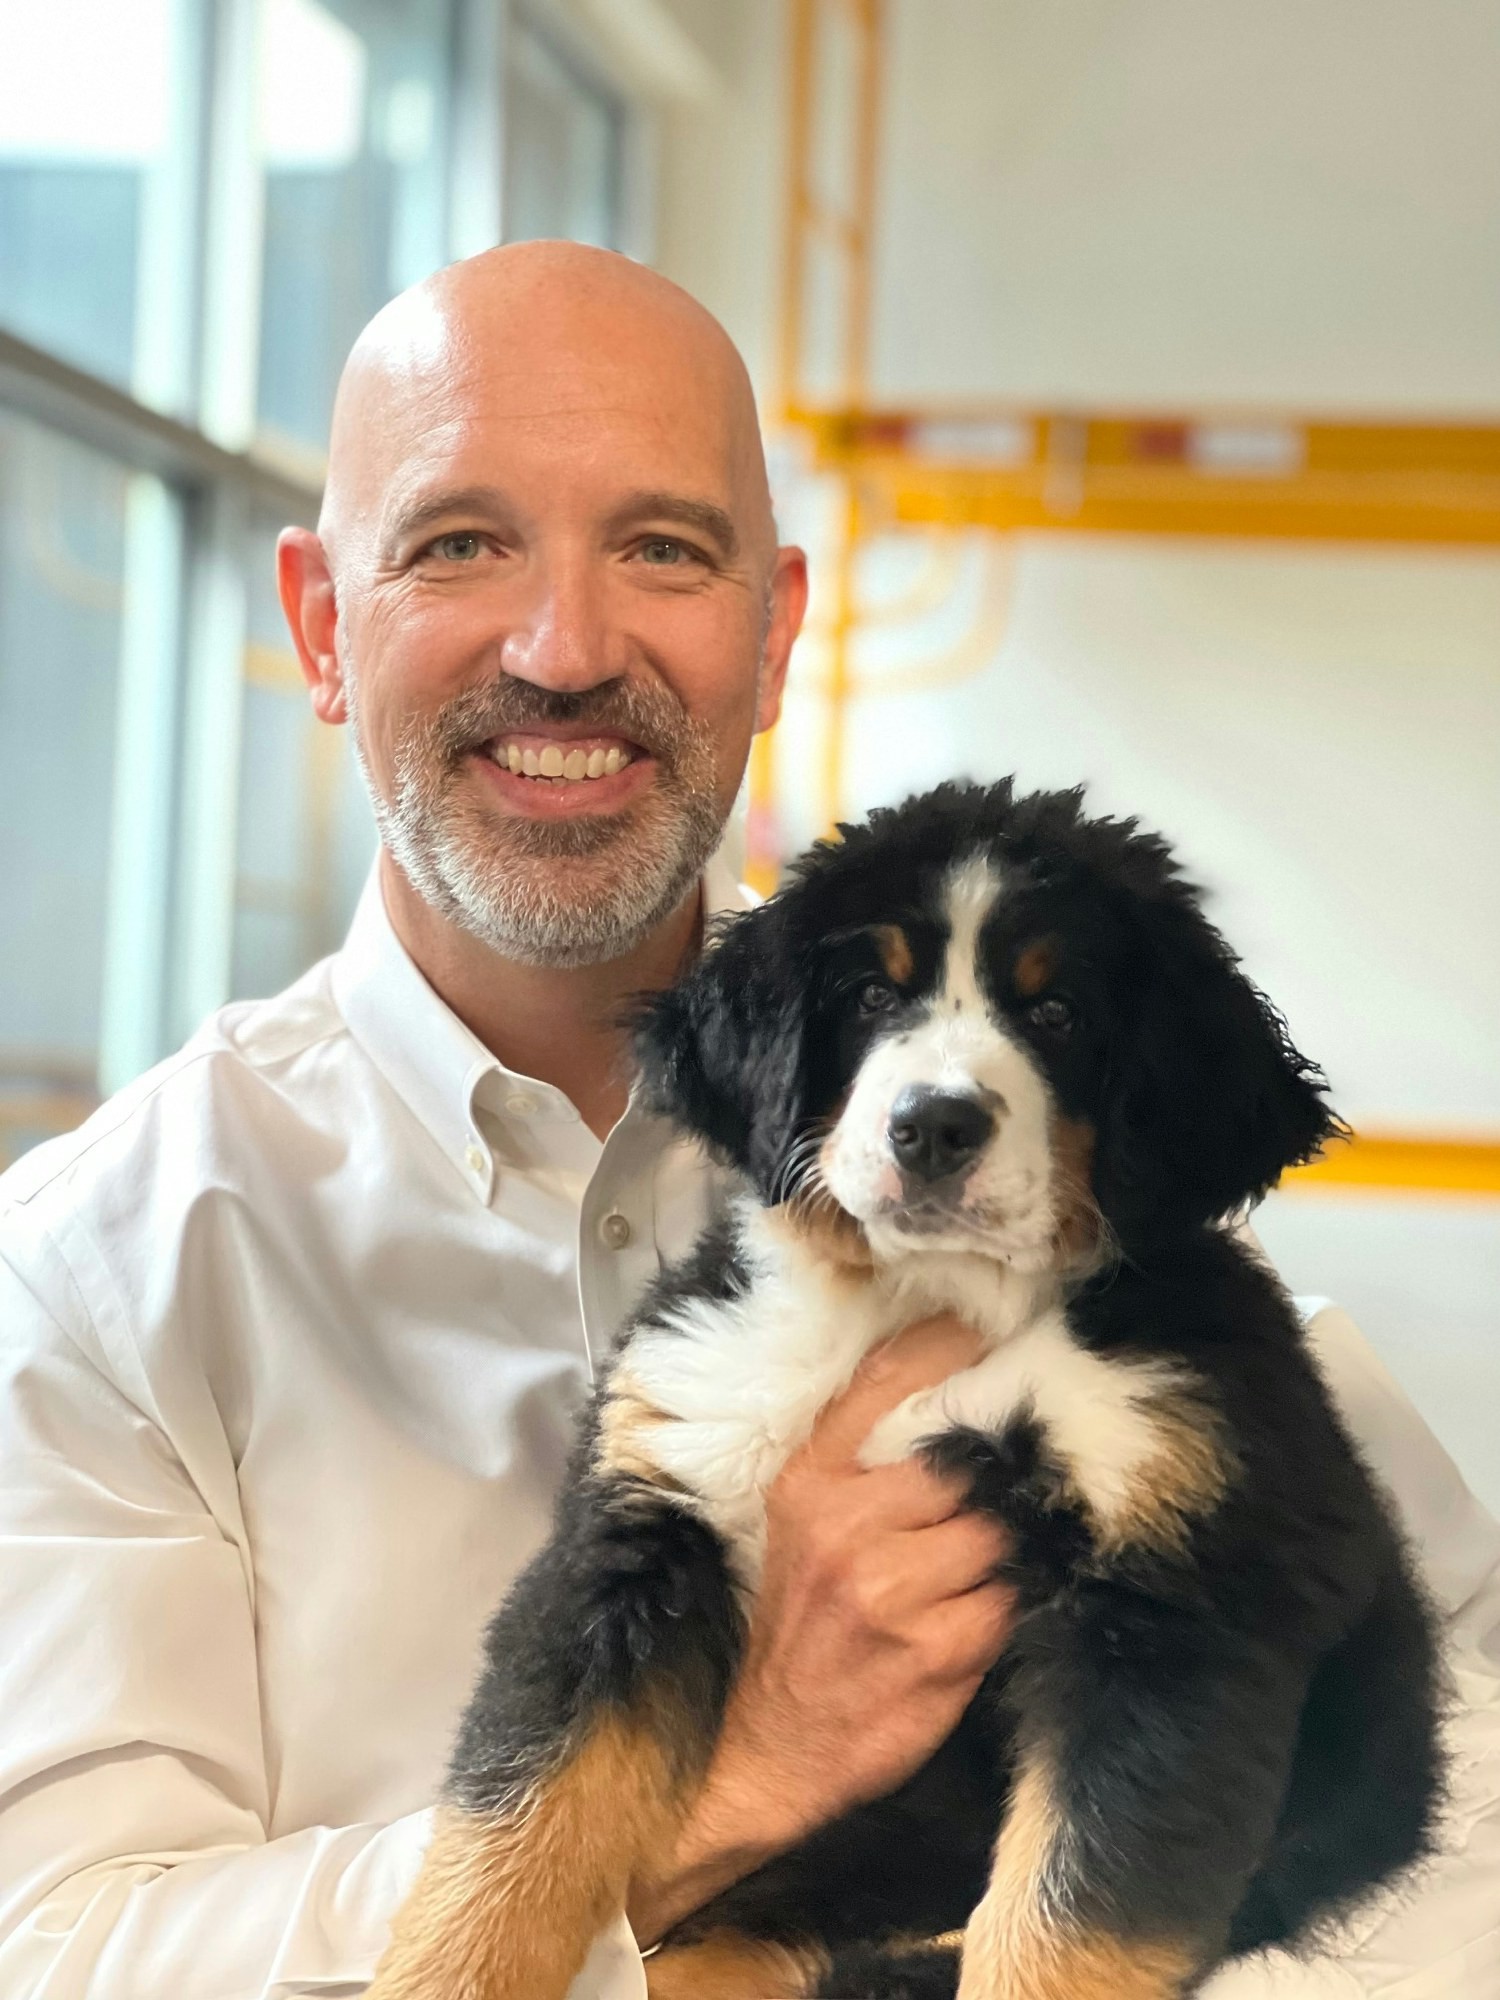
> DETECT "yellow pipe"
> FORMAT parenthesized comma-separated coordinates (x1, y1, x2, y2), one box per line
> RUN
(822, 475, 863, 829)
(1284, 1134, 1500, 1197)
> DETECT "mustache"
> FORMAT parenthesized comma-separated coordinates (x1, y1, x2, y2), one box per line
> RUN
(429, 674, 699, 766)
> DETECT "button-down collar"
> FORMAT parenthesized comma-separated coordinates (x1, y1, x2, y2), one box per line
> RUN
(331, 846, 751, 1209)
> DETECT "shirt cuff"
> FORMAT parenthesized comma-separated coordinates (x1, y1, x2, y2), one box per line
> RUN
(566, 1914, 647, 2000)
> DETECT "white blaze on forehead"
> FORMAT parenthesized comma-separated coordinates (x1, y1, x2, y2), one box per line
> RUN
(938, 852, 1005, 1015)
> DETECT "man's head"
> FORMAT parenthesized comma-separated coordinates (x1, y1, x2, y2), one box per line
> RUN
(278, 241, 806, 967)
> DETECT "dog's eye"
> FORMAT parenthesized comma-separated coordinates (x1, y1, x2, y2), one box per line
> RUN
(856, 978, 897, 1015)
(1028, 995, 1076, 1034)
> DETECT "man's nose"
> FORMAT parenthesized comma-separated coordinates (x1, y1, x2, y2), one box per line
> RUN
(887, 1086, 995, 1183)
(499, 560, 623, 696)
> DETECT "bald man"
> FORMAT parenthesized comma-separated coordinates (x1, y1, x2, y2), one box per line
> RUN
(0, 244, 1496, 2000)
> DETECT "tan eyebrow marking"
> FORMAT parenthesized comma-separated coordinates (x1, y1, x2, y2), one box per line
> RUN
(1013, 937, 1060, 998)
(871, 923, 915, 985)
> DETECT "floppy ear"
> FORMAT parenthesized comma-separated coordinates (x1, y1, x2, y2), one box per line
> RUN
(633, 907, 809, 1201)
(1093, 898, 1342, 1245)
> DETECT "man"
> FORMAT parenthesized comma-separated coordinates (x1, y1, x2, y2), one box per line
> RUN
(0, 243, 1494, 1999)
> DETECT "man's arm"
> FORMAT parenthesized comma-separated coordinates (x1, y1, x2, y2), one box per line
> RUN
(0, 1245, 434, 1999)
(628, 1318, 1016, 1944)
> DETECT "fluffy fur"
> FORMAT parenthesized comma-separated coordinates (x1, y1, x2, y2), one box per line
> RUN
(369, 780, 1442, 2000)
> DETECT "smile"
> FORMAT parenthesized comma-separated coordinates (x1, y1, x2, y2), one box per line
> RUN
(487, 732, 641, 784)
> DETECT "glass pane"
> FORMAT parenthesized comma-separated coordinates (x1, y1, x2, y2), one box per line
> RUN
(505, 19, 622, 249)
(254, 0, 456, 453)
(0, 0, 189, 399)
(228, 515, 376, 1001)
(0, 414, 131, 1164)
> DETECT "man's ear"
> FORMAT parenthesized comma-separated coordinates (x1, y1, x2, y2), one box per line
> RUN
(278, 527, 346, 724)
(1093, 899, 1342, 1245)
(754, 546, 809, 735)
(633, 907, 807, 1199)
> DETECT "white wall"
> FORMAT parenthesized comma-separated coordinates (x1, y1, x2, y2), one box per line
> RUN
(873, 0, 1500, 412)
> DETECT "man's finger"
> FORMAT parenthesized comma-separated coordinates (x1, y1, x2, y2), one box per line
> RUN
(920, 1577, 1019, 1679)
(803, 1315, 985, 1469)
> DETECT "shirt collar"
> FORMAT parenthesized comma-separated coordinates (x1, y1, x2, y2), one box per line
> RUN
(331, 847, 753, 1199)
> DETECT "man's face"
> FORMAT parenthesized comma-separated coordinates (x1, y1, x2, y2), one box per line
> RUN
(299, 303, 802, 966)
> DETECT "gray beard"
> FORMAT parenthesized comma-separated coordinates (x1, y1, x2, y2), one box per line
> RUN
(347, 671, 728, 969)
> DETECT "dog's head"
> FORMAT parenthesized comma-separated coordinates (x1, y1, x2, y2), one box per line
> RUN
(636, 781, 1340, 1267)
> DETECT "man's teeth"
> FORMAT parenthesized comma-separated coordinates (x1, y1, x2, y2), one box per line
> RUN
(496, 742, 631, 781)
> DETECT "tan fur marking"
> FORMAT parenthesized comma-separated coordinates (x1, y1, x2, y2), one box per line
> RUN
(369, 1713, 691, 2000)
(967, 1932, 1195, 2000)
(1103, 1388, 1233, 1558)
(885, 1926, 966, 1954)
(596, 1372, 683, 1489)
(1013, 936, 1059, 998)
(959, 1749, 1194, 1999)
(1049, 1115, 1101, 1264)
(647, 1932, 829, 2000)
(769, 1135, 875, 1273)
(871, 922, 915, 986)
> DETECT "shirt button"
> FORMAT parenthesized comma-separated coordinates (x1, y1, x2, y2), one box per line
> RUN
(506, 1092, 538, 1116)
(464, 1143, 487, 1178)
(599, 1211, 632, 1251)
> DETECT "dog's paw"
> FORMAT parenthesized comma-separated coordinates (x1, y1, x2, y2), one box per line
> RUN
(858, 1387, 950, 1468)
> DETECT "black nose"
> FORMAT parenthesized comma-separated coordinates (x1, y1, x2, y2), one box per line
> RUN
(888, 1087, 995, 1183)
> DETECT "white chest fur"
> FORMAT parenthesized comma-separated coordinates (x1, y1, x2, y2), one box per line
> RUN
(620, 1207, 1197, 1588)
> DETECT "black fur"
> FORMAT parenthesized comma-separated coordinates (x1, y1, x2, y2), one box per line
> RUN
(450, 780, 1441, 1995)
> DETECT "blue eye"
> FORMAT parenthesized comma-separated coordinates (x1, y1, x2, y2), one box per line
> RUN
(639, 539, 689, 565)
(857, 978, 897, 1014)
(432, 533, 482, 562)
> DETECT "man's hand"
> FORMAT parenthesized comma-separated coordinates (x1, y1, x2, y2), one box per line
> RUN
(628, 1315, 1015, 1946)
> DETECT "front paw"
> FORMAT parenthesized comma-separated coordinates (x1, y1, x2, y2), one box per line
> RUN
(858, 1387, 951, 1468)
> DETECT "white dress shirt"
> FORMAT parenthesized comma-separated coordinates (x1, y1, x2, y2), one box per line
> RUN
(0, 863, 1496, 2000)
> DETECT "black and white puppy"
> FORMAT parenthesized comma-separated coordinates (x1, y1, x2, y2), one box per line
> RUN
(371, 780, 1442, 2000)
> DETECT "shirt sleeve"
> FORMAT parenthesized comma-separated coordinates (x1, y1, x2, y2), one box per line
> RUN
(1198, 1303, 1500, 1999)
(0, 1239, 440, 2000)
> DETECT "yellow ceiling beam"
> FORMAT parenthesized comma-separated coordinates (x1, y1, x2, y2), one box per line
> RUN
(793, 408, 1500, 545)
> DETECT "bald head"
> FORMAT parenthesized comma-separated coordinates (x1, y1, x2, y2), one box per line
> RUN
(319, 240, 774, 571)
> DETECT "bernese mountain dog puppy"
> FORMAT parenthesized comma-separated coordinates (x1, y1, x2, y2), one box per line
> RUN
(371, 780, 1443, 2000)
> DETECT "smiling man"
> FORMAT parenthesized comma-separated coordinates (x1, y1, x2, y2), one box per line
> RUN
(0, 243, 1496, 2000)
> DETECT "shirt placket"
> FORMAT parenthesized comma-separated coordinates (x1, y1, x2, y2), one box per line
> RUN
(576, 1107, 668, 1378)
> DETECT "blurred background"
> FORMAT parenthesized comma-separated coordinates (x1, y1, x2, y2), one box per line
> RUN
(0, 0, 1495, 1505)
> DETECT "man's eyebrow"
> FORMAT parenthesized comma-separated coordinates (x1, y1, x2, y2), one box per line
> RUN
(384, 485, 516, 547)
(603, 491, 739, 559)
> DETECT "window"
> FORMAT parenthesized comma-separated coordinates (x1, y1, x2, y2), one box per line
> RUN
(0, 0, 638, 1159)
(505, 15, 625, 248)
(255, 0, 458, 453)
(0, 415, 134, 1164)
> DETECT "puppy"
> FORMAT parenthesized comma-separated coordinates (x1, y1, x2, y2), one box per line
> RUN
(370, 780, 1442, 2000)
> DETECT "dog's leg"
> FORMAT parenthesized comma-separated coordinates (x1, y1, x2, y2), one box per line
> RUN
(903, 1418, 1312, 2000)
(369, 1480, 744, 2000)
(950, 1628, 1316, 2000)
(955, 1745, 1198, 1999)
